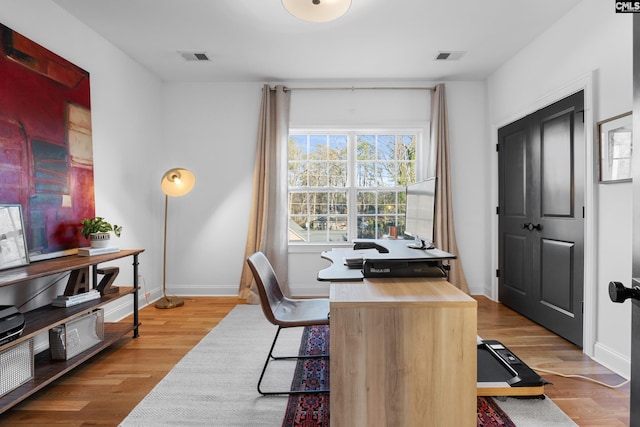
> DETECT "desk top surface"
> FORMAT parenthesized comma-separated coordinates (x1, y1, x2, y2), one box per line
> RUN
(330, 277, 476, 307)
(318, 239, 456, 282)
(352, 239, 456, 261)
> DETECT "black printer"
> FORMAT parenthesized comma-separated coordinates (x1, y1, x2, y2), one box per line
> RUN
(0, 305, 25, 346)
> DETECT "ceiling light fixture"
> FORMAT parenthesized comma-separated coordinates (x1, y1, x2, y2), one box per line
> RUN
(282, 0, 351, 23)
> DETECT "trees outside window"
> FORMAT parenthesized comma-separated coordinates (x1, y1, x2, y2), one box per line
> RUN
(288, 131, 418, 243)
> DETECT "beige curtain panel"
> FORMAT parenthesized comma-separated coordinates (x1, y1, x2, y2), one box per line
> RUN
(431, 83, 470, 294)
(239, 85, 291, 303)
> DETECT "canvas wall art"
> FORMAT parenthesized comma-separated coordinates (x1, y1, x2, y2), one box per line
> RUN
(0, 23, 95, 261)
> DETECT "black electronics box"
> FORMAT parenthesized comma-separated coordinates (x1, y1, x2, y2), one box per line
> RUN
(0, 305, 25, 346)
(362, 260, 446, 278)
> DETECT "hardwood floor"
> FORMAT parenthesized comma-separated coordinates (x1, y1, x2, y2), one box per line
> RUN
(476, 296, 630, 426)
(0, 296, 630, 426)
(0, 297, 242, 427)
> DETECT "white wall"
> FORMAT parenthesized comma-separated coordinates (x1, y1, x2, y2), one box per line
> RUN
(159, 82, 263, 295)
(2, 1, 165, 321)
(487, 0, 633, 377)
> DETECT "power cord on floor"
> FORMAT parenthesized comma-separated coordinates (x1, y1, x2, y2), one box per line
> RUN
(138, 274, 149, 304)
(532, 366, 630, 389)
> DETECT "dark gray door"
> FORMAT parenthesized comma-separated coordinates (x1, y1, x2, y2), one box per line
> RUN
(498, 91, 585, 346)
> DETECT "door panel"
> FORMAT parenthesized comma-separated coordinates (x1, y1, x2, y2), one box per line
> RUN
(541, 112, 574, 217)
(498, 91, 584, 346)
(503, 131, 527, 216)
(540, 239, 574, 314)
(503, 233, 527, 294)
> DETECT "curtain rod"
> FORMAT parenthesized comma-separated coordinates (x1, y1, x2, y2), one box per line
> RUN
(283, 86, 435, 92)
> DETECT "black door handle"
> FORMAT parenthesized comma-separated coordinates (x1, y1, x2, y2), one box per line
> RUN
(609, 281, 640, 303)
(521, 223, 542, 231)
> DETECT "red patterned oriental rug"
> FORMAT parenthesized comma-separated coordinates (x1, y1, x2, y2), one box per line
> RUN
(282, 325, 515, 427)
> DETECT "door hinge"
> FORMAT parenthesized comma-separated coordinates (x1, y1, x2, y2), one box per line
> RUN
(496, 269, 500, 278)
(583, 206, 585, 218)
(496, 206, 500, 215)
(496, 144, 500, 152)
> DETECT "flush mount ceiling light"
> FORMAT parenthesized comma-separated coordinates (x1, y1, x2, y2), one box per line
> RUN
(282, 0, 352, 23)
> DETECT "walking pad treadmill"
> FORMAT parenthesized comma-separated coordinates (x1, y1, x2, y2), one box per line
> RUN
(476, 338, 549, 397)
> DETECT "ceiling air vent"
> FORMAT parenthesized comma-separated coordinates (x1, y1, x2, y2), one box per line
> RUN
(179, 51, 210, 62)
(434, 51, 465, 61)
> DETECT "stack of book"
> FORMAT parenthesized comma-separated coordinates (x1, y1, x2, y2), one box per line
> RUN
(77, 246, 120, 256)
(52, 289, 101, 307)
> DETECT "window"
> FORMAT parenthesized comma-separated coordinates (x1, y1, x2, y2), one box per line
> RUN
(288, 130, 421, 243)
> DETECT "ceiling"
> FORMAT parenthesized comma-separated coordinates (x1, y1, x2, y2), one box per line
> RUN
(53, 0, 582, 83)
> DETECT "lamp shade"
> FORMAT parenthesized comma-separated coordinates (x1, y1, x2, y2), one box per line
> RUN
(161, 168, 196, 197)
(282, 0, 351, 23)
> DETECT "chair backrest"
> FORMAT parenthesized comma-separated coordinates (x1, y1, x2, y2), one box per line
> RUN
(246, 252, 285, 326)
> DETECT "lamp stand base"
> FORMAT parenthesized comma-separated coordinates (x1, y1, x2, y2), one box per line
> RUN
(155, 296, 184, 309)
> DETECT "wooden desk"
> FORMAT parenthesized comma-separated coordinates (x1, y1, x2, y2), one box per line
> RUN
(330, 277, 477, 427)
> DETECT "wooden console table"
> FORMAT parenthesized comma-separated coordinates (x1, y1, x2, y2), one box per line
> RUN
(330, 277, 477, 427)
(0, 249, 143, 413)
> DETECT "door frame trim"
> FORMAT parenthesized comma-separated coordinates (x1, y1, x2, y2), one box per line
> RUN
(490, 72, 596, 356)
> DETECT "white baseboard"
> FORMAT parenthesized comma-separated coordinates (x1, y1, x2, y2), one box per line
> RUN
(593, 341, 630, 379)
(468, 283, 486, 296)
(166, 284, 239, 297)
(166, 283, 330, 298)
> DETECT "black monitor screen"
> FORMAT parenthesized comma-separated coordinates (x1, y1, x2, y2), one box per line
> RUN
(404, 177, 437, 248)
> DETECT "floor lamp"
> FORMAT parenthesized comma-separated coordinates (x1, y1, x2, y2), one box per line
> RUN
(156, 168, 196, 309)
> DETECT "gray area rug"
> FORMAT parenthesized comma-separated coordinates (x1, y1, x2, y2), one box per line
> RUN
(120, 304, 577, 426)
(495, 397, 577, 426)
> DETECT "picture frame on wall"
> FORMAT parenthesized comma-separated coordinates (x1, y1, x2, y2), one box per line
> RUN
(598, 111, 632, 183)
(0, 205, 29, 271)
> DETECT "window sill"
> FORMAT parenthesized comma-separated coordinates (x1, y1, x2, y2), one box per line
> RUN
(288, 242, 351, 254)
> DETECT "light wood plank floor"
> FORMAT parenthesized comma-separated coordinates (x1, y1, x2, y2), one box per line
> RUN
(0, 296, 630, 426)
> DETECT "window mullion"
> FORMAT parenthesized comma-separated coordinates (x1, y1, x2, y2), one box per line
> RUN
(347, 132, 357, 241)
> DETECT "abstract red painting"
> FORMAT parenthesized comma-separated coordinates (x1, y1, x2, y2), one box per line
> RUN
(0, 23, 95, 260)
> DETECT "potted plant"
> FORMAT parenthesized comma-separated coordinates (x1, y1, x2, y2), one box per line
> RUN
(81, 217, 122, 248)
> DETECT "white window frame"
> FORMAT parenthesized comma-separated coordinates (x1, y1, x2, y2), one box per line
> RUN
(288, 124, 430, 246)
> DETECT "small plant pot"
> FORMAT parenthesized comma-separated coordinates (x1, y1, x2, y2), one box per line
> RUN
(90, 232, 111, 248)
